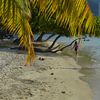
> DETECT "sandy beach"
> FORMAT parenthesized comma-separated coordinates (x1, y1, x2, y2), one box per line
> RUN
(0, 49, 93, 100)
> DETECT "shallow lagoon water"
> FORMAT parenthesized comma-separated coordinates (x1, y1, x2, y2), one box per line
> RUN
(78, 38, 100, 100)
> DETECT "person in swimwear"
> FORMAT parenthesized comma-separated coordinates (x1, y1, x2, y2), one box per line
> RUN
(73, 41, 78, 55)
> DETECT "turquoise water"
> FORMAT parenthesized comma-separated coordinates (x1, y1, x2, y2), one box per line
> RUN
(78, 38, 100, 100)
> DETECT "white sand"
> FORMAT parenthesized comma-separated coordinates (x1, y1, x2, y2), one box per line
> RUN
(0, 51, 93, 100)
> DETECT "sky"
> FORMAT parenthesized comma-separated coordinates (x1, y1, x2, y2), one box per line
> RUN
(88, 0, 100, 3)
(88, 0, 100, 16)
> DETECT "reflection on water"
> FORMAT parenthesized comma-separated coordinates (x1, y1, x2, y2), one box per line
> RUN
(77, 50, 96, 83)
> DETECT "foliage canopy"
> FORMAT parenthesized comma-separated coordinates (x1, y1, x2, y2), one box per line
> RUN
(95, 17, 100, 37)
(0, 0, 95, 64)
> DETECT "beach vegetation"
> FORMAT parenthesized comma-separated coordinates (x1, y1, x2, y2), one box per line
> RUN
(95, 17, 100, 37)
(0, 0, 95, 64)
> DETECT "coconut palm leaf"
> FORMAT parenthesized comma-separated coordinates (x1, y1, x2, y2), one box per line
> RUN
(32, 0, 94, 35)
(0, 0, 35, 64)
(0, 0, 95, 64)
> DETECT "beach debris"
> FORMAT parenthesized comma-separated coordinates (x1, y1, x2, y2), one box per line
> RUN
(50, 73, 54, 75)
(19, 67, 22, 69)
(61, 91, 66, 94)
(28, 91, 33, 96)
(39, 57, 45, 61)
(39, 67, 46, 71)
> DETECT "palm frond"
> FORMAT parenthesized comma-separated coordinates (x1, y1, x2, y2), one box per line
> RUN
(33, 0, 94, 35)
(0, 0, 95, 64)
(0, 0, 35, 64)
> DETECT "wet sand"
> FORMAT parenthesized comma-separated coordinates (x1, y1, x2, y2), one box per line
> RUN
(76, 49, 100, 100)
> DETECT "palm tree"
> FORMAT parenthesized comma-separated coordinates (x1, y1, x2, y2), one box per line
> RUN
(0, 0, 95, 64)
(95, 17, 100, 36)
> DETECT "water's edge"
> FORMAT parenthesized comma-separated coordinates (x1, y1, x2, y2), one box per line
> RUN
(62, 47, 100, 100)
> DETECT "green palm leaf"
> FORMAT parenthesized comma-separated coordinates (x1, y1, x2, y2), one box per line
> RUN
(0, 0, 95, 64)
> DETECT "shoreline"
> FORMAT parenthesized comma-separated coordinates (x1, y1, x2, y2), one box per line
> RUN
(0, 50, 93, 100)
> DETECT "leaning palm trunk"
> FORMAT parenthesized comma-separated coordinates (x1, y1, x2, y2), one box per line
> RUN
(0, 0, 95, 64)
(0, 0, 35, 64)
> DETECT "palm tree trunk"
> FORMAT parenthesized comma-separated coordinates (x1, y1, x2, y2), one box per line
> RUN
(48, 34, 61, 49)
(36, 32, 45, 42)
(52, 37, 85, 53)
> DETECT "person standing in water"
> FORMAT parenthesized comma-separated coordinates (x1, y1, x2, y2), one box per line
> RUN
(73, 41, 78, 55)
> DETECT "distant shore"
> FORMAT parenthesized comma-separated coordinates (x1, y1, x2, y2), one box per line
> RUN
(0, 49, 93, 100)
